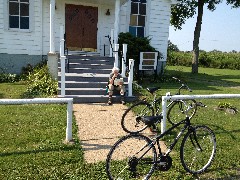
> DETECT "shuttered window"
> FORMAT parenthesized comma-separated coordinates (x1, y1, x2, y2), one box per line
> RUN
(9, 0, 29, 29)
(129, 0, 146, 37)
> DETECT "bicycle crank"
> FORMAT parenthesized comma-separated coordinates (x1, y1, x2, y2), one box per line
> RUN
(157, 155, 172, 171)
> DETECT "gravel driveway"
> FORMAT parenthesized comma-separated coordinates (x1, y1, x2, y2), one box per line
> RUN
(73, 103, 165, 163)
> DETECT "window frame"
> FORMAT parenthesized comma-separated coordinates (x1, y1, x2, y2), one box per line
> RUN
(6, 0, 33, 32)
(129, 0, 146, 38)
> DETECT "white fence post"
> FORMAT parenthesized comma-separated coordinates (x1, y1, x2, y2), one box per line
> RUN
(161, 93, 168, 133)
(0, 98, 74, 142)
(122, 44, 127, 77)
(114, 44, 119, 68)
(66, 100, 73, 141)
(128, 59, 134, 96)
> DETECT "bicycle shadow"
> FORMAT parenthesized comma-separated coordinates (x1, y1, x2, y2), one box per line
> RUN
(80, 137, 119, 151)
(204, 123, 239, 140)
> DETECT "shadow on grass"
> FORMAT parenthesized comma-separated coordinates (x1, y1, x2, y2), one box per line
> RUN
(196, 167, 240, 180)
(165, 69, 240, 90)
(204, 123, 239, 140)
(206, 167, 240, 180)
(0, 93, 4, 98)
(0, 144, 81, 157)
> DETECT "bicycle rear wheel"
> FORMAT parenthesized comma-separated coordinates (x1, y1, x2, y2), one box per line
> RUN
(180, 125, 216, 174)
(167, 100, 197, 125)
(121, 101, 154, 133)
(106, 134, 157, 180)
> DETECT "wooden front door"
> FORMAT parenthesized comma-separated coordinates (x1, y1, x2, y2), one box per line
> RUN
(65, 4, 98, 51)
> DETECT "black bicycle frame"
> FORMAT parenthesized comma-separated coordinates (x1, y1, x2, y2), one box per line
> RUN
(139, 117, 192, 161)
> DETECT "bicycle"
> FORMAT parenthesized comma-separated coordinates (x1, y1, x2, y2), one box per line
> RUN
(121, 77, 206, 134)
(106, 112, 217, 179)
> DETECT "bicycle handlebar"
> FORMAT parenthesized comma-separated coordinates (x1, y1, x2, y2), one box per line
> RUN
(172, 77, 192, 93)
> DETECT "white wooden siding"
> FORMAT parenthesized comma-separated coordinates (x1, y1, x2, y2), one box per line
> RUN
(97, 4, 115, 56)
(147, 0, 172, 61)
(0, 0, 173, 61)
(0, 0, 43, 55)
(119, 1, 130, 33)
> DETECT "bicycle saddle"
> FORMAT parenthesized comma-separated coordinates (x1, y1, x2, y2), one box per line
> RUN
(141, 115, 162, 125)
(146, 87, 160, 94)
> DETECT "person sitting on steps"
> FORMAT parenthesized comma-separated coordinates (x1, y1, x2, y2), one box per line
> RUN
(108, 67, 126, 105)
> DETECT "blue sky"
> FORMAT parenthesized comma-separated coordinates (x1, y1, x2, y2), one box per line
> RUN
(168, 1, 240, 52)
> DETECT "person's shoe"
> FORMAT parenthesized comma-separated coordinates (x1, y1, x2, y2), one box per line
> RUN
(107, 99, 112, 105)
(108, 95, 112, 105)
(120, 95, 125, 105)
(121, 100, 126, 105)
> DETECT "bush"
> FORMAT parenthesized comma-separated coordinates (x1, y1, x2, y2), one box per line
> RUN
(0, 73, 20, 83)
(167, 51, 240, 70)
(118, 32, 158, 79)
(24, 61, 58, 97)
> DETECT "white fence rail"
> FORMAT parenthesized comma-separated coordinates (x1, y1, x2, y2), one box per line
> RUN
(161, 94, 240, 133)
(0, 98, 73, 142)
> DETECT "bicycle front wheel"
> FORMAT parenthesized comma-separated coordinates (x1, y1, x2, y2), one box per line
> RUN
(121, 101, 154, 133)
(167, 100, 197, 125)
(106, 134, 157, 180)
(180, 125, 216, 174)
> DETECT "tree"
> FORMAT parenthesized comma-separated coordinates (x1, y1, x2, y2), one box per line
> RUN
(168, 40, 180, 51)
(170, 0, 240, 73)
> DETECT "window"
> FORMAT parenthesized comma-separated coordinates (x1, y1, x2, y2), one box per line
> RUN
(9, 0, 29, 29)
(129, 0, 146, 37)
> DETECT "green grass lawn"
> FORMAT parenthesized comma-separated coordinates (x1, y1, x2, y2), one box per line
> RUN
(0, 66, 240, 179)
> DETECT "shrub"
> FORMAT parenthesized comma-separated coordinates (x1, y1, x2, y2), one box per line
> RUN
(0, 73, 20, 83)
(118, 32, 158, 79)
(24, 62, 58, 97)
(167, 51, 240, 70)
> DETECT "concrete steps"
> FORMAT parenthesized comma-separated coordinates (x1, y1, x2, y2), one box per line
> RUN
(58, 54, 136, 103)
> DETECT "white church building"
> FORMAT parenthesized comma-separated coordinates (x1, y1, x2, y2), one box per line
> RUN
(0, 0, 177, 74)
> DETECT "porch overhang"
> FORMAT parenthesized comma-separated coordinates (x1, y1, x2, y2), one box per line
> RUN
(75, 0, 128, 6)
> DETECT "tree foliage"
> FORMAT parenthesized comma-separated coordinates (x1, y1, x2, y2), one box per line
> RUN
(170, 0, 240, 73)
(168, 40, 180, 52)
(171, 0, 240, 30)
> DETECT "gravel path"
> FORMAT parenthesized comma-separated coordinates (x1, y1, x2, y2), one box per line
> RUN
(73, 103, 166, 163)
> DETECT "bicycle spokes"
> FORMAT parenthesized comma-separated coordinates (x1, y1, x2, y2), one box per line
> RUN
(106, 135, 157, 179)
(180, 126, 216, 174)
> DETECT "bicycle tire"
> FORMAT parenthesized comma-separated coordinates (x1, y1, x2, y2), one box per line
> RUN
(106, 134, 157, 180)
(180, 125, 216, 174)
(121, 101, 154, 133)
(167, 99, 197, 125)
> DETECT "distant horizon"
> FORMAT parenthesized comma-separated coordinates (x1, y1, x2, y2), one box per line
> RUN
(168, 1, 240, 53)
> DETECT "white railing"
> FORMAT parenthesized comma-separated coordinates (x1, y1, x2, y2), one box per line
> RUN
(114, 44, 119, 68)
(110, 29, 114, 57)
(161, 94, 240, 133)
(0, 98, 74, 142)
(121, 44, 127, 78)
(127, 59, 134, 96)
(60, 26, 66, 96)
